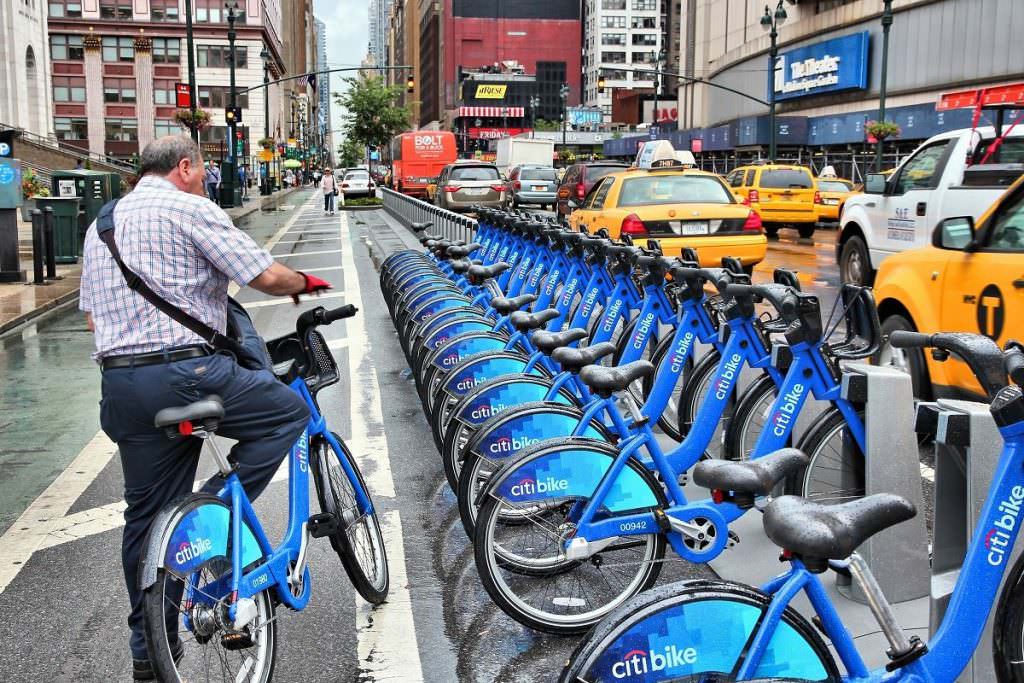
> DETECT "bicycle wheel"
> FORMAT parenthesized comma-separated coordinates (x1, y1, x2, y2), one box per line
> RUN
(559, 579, 841, 682)
(995, 551, 1024, 682)
(793, 408, 866, 504)
(142, 495, 276, 683)
(722, 373, 779, 461)
(640, 333, 693, 442)
(474, 438, 667, 634)
(312, 433, 390, 604)
(675, 349, 733, 460)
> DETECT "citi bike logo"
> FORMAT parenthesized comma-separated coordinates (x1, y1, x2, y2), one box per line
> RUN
(579, 288, 600, 319)
(175, 537, 213, 565)
(771, 383, 806, 437)
(602, 300, 624, 333)
(471, 402, 506, 420)
(509, 476, 569, 497)
(985, 485, 1024, 566)
(529, 263, 545, 287)
(442, 352, 465, 367)
(558, 281, 580, 308)
(456, 376, 484, 391)
(714, 354, 743, 400)
(489, 435, 540, 454)
(612, 645, 699, 678)
(632, 312, 656, 350)
(544, 269, 561, 296)
(669, 333, 695, 373)
(295, 432, 309, 473)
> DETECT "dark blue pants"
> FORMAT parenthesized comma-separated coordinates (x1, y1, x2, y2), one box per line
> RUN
(99, 351, 309, 660)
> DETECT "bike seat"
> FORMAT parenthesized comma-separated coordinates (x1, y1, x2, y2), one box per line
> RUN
(510, 308, 560, 333)
(467, 262, 510, 282)
(491, 293, 538, 315)
(451, 259, 473, 275)
(579, 360, 654, 397)
(763, 493, 917, 572)
(418, 233, 442, 245)
(447, 243, 483, 259)
(531, 328, 589, 354)
(154, 395, 225, 431)
(410, 221, 433, 233)
(693, 448, 809, 508)
(551, 342, 618, 374)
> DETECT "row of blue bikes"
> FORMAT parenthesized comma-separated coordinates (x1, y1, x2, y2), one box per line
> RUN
(379, 207, 1024, 682)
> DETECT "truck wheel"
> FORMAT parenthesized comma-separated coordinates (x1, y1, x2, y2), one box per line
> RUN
(798, 224, 815, 239)
(839, 235, 874, 286)
(876, 314, 932, 400)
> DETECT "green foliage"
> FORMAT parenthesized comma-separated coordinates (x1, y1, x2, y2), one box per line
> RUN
(343, 196, 383, 207)
(22, 170, 49, 199)
(533, 118, 561, 132)
(865, 120, 901, 141)
(557, 149, 576, 164)
(335, 75, 411, 150)
(337, 137, 364, 168)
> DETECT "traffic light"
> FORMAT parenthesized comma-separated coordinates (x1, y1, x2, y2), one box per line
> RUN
(406, 74, 415, 93)
(597, 76, 606, 94)
(224, 106, 242, 125)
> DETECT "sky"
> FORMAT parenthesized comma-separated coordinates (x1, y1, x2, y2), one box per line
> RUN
(312, 0, 370, 146)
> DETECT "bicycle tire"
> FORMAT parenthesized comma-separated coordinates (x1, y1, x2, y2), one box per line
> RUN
(791, 407, 866, 504)
(675, 348, 734, 460)
(995, 549, 1024, 682)
(141, 494, 277, 683)
(559, 578, 841, 682)
(312, 433, 390, 604)
(722, 373, 781, 461)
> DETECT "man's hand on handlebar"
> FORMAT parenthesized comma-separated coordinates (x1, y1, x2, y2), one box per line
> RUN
(292, 271, 333, 305)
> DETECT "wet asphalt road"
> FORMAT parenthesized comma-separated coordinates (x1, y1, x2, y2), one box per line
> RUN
(0, 198, 918, 682)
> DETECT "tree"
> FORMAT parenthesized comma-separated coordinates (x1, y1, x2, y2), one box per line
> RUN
(337, 137, 364, 168)
(335, 74, 410, 151)
(533, 118, 561, 132)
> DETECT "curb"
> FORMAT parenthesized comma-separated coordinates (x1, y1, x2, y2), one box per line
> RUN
(0, 288, 80, 338)
(338, 204, 383, 212)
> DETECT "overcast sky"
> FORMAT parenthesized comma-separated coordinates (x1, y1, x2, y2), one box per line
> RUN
(313, 0, 370, 143)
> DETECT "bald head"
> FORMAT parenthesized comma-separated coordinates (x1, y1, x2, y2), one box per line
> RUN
(138, 135, 206, 197)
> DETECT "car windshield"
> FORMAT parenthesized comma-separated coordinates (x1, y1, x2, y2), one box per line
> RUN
(521, 168, 557, 181)
(617, 175, 734, 207)
(450, 166, 499, 181)
(817, 180, 852, 192)
(588, 165, 627, 181)
(760, 169, 813, 189)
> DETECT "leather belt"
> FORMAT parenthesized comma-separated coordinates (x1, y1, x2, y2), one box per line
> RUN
(101, 345, 212, 371)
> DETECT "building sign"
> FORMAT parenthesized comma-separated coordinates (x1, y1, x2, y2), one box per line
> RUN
(642, 101, 679, 124)
(772, 31, 869, 101)
(474, 84, 508, 99)
(568, 107, 603, 126)
(0, 130, 14, 158)
(469, 127, 531, 139)
(175, 83, 191, 108)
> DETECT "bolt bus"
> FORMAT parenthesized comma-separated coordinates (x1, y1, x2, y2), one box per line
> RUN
(389, 131, 457, 198)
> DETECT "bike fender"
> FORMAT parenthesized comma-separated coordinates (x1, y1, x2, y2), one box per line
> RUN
(443, 355, 545, 398)
(139, 496, 262, 589)
(468, 407, 609, 463)
(455, 379, 575, 426)
(424, 319, 494, 350)
(483, 441, 660, 513)
(430, 334, 510, 371)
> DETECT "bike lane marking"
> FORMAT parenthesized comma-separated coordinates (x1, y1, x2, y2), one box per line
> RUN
(269, 248, 343, 258)
(340, 211, 425, 681)
(242, 291, 347, 309)
(0, 192, 318, 594)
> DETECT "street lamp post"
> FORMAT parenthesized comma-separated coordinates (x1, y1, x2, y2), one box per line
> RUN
(875, 0, 894, 172)
(183, 0, 198, 142)
(760, 0, 788, 162)
(222, 1, 240, 207)
(528, 95, 540, 138)
(655, 47, 667, 126)
(559, 83, 570, 148)
(260, 47, 271, 195)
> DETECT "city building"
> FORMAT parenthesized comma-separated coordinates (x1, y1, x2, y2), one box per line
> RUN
(386, 0, 419, 126)
(417, 0, 581, 129)
(368, 0, 393, 72)
(582, 0, 669, 123)
(0, 0, 54, 138)
(314, 16, 331, 164)
(45, 0, 290, 171)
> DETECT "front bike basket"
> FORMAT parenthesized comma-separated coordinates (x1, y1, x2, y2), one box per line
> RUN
(266, 329, 340, 392)
(823, 284, 883, 361)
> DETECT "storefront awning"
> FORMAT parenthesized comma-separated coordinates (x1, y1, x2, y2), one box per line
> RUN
(458, 106, 525, 118)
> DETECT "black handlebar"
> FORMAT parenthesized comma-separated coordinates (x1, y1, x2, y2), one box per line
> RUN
(890, 331, 1006, 400)
(1006, 343, 1024, 387)
(723, 283, 799, 317)
(297, 304, 358, 335)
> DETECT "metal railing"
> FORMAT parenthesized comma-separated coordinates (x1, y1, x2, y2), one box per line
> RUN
(0, 122, 136, 174)
(381, 189, 477, 244)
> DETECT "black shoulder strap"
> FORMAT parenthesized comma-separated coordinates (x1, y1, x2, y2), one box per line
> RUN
(96, 199, 245, 355)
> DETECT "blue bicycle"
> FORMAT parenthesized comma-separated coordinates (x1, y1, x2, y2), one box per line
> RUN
(560, 332, 1024, 682)
(139, 305, 388, 682)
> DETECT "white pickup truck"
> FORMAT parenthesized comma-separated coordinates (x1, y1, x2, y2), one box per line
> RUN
(837, 126, 1024, 285)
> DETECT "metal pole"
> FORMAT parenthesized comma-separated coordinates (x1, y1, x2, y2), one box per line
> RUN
(184, 0, 198, 142)
(875, 0, 894, 172)
(262, 51, 271, 195)
(42, 207, 56, 279)
(768, 24, 778, 162)
(224, 2, 239, 206)
(30, 210, 44, 285)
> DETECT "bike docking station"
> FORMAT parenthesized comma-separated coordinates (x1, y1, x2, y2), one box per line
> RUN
(695, 361, 933, 669)
(917, 397, 1012, 682)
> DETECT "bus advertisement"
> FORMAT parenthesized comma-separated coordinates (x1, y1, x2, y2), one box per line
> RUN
(390, 131, 457, 198)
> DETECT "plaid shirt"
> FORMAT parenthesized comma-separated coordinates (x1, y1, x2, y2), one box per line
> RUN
(80, 175, 273, 360)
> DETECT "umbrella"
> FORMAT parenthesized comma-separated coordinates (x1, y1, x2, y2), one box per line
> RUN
(282, 159, 302, 168)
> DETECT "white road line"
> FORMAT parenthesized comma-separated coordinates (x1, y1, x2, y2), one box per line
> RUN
(271, 248, 343, 258)
(271, 238, 338, 245)
(340, 212, 424, 681)
(242, 291, 346, 309)
(356, 511, 424, 682)
(326, 338, 349, 350)
(287, 228, 340, 235)
(300, 265, 343, 274)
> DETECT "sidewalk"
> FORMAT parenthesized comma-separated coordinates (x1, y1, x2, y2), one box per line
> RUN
(0, 185, 301, 336)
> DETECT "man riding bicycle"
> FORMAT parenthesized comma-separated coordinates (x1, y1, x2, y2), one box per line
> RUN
(79, 135, 331, 680)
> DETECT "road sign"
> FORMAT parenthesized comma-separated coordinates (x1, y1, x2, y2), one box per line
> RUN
(258, 149, 274, 162)
(0, 130, 14, 158)
(175, 83, 191, 108)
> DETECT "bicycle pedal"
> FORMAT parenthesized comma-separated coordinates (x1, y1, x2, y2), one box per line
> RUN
(308, 512, 339, 538)
(220, 630, 254, 651)
(727, 530, 740, 548)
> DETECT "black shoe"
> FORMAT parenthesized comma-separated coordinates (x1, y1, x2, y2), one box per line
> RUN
(132, 641, 184, 681)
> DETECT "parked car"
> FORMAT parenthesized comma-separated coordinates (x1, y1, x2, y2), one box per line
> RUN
(506, 165, 559, 209)
(725, 163, 819, 239)
(434, 162, 507, 212)
(556, 161, 630, 221)
(874, 173, 1024, 400)
(340, 169, 375, 198)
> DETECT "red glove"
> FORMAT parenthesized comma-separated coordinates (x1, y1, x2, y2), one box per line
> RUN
(292, 271, 332, 304)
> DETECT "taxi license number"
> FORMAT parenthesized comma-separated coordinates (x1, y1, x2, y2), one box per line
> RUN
(672, 221, 709, 235)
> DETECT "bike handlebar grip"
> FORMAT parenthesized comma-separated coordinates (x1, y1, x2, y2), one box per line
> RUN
(723, 283, 754, 297)
(323, 304, 358, 323)
(1005, 346, 1024, 386)
(889, 330, 931, 349)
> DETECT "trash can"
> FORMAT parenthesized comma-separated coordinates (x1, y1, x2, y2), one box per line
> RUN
(51, 170, 116, 228)
(34, 196, 81, 263)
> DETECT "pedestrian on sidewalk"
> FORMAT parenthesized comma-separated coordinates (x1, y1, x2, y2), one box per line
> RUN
(79, 135, 332, 681)
(205, 161, 221, 203)
(238, 164, 248, 199)
(321, 166, 337, 215)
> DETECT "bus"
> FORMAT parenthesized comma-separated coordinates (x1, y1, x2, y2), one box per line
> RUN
(389, 131, 457, 198)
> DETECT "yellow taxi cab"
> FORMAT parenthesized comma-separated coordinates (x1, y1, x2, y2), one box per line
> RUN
(567, 143, 767, 272)
(874, 174, 1024, 400)
(724, 163, 819, 239)
(814, 176, 858, 227)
